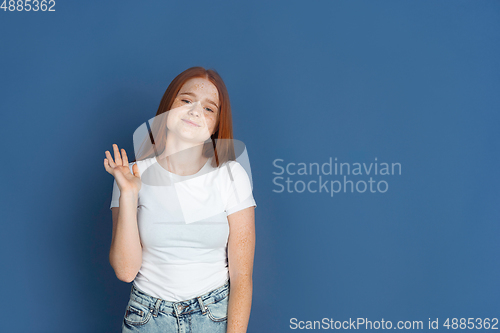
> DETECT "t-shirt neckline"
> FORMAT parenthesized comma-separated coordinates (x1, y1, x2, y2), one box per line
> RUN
(154, 156, 212, 178)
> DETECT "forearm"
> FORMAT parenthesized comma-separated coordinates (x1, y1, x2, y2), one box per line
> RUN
(227, 275, 253, 333)
(109, 192, 143, 282)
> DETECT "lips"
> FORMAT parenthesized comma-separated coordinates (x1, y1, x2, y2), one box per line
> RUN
(182, 119, 200, 127)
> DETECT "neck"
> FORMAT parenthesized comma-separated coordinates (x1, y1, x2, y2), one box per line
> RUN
(157, 135, 208, 176)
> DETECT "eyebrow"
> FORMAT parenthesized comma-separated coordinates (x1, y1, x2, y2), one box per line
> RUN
(178, 92, 219, 110)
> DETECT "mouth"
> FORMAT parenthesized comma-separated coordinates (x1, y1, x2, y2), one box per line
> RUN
(182, 119, 200, 127)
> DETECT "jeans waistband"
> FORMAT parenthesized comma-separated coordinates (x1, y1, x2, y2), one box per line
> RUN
(128, 279, 230, 317)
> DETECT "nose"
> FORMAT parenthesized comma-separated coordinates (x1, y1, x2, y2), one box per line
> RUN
(188, 101, 203, 117)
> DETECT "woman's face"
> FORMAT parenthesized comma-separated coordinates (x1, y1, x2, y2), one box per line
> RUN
(166, 77, 220, 144)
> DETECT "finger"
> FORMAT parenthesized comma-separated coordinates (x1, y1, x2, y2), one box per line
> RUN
(104, 158, 111, 173)
(121, 148, 129, 166)
(113, 144, 123, 165)
(132, 163, 140, 178)
(105, 151, 117, 168)
(104, 158, 112, 172)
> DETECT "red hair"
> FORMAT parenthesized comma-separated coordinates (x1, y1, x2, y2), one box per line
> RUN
(132, 67, 235, 168)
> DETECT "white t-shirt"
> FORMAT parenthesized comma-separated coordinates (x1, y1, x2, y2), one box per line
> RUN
(109, 156, 256, 301)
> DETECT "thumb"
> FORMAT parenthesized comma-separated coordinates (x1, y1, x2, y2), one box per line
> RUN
(132, 163, 140, 178)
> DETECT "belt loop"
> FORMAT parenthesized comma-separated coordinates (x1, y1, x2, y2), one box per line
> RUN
(197, 296, 207, 314)
(152, 298, 162, 317)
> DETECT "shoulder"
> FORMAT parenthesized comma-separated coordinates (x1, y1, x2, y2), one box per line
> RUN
(129, 157, 155, 174)
(219, 160, 241, 177)
(220, 159, 245, 171)
(219, 160, 253, 185)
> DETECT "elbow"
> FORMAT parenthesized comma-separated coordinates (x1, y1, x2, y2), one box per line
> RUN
(113, 266, 137, 283)
(117, 273, 135, 283)
(109, 256, 138, 283)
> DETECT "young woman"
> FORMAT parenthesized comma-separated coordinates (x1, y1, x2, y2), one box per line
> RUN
(104, 67, 256, 333)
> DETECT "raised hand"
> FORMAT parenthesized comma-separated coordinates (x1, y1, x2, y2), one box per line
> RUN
(104, 144, 141, 195)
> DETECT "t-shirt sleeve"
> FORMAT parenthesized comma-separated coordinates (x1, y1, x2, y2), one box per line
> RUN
(109, 163, 136, 210)
(225, 161, 257, 216)
(110, 179, 120, 209)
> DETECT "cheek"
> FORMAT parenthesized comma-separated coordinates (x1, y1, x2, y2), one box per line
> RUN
(170, 100, 182, 109)
(166, 107, 181, 125)
(200, 115, 214, 130)
(206, 114, 218, 126)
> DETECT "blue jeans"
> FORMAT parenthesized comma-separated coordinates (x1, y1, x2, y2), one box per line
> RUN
(122, 280, 229, 333)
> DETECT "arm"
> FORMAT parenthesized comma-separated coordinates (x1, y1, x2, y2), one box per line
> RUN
(226, 206, 255, 333)
(109, 191, 143, 282)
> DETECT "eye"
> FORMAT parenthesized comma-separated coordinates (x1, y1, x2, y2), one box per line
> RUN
(204, 107, 214, 113)
(181, 99, 192, 104)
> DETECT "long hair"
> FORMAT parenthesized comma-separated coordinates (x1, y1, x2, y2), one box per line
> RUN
(131, 67, 235, 168)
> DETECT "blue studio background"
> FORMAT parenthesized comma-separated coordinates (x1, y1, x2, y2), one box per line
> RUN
(1, 1, 498, 332)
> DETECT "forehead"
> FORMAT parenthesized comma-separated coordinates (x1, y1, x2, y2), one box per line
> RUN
(179, 78, 219, 100)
